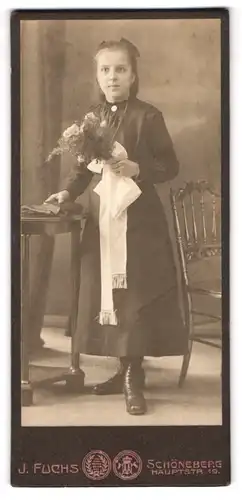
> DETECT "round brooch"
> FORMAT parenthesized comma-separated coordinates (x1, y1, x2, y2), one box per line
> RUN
(111, 105, 118, 112)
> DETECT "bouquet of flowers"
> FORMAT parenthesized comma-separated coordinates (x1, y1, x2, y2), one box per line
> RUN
(46, 112, 114, 166)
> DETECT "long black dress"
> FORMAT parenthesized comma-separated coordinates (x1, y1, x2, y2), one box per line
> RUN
(64, 97, 187, 357)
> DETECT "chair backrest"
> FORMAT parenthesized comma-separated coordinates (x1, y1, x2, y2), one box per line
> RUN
(170, 180, 221, 287)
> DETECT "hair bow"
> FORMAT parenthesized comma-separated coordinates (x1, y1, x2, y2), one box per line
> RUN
(97, 38, 140, 58)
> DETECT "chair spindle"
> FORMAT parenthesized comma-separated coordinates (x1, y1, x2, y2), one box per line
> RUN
(200, 192, 207, 244)
(181, 200, 191, 247)
(190, 193, 198, 244)
(172, 193, 189, 285)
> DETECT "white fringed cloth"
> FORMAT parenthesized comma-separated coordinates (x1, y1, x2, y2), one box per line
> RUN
(87, 142, 142, 326)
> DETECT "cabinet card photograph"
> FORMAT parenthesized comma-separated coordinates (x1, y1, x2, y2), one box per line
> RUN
(12, 9, 229, 487)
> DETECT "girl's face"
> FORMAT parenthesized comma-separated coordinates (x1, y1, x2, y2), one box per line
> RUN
(96, 49, 135, 103)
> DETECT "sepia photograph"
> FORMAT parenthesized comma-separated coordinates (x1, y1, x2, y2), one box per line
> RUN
(19, 14, 222, 429)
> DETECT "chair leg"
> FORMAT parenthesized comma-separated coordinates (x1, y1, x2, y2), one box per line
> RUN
(178, 340, 193, 388)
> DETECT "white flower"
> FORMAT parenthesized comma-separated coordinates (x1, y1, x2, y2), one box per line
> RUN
(77, 155, 84, 163)
(62, 123, 80, 139)
(84, 112, 97, 121)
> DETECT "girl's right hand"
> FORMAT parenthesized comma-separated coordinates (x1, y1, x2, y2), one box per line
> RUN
(44, 190, 70, 204)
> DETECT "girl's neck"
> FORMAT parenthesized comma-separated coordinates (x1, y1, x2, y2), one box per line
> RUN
(104, 94, 135, 106)
(105, 96, 128, 104)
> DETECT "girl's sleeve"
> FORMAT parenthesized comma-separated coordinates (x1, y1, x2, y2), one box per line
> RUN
(63, 162, 93, 201)
(140, 108, 179, 184)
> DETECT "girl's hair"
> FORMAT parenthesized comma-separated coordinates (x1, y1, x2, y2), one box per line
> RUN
(95, 38, 140, 99)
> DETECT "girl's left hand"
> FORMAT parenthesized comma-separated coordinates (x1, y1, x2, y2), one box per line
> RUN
(110, 159, 140, 178)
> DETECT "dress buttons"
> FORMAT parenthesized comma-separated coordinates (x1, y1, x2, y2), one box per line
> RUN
(111, 105, 118, 112)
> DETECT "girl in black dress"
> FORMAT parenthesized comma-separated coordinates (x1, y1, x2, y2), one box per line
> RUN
(46, 39, 187, 415)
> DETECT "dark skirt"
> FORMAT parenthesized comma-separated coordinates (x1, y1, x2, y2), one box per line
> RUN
(74, 178, 188, 357)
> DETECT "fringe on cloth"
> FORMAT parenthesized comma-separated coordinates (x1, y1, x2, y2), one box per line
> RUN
(112, 273, 127, 289)
(98, 310, 118, 326)
(97, 276, 127, 326)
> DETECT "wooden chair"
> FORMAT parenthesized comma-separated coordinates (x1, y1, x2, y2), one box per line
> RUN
(170, 180, 222, 387)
